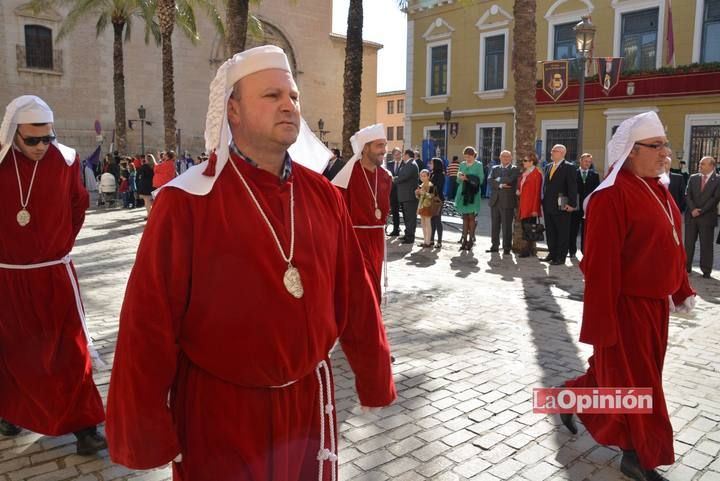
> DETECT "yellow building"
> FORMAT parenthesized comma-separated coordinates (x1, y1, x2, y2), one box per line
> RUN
(405, 0, 720, 173)
(376, 90, 406, 151)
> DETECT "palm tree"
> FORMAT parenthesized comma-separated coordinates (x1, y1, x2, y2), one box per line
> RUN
(223, 1, 266, 56)
(341, 0, 363, 161)
(32, 0, 160, 154)
(511, 0, 537, 253)
(156, 0, 224, 150)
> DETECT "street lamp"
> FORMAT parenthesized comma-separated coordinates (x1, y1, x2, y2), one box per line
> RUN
(128, 105, 152, 155)
(574, 16, 596, 159)
(443, 106, 452, 160)
(317, 118, 330, 146)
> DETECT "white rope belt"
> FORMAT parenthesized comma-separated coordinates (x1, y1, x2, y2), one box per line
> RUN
(267, 360, 337, 481)
(351, 225, 389, 305)
(0, 255, 104, 367)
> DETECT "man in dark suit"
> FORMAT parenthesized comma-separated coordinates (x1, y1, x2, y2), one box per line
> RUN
(486, 150, 519, 254)
(322, 148, 344, 181)
(569, 153, 600, 256)
(542, 144, 578, 265)
(395, 149, 420, 244)
(385, 147, 402, 236)
(664, 157, 686, 212)
(685, 156, 720, 278)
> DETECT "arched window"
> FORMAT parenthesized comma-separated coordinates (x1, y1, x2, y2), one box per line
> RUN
(25, 25, 53, 70)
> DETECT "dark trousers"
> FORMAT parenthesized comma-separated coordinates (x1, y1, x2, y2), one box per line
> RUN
(448, 177, 458, 201)
(685, 219, 716, 275)
(545, 212, 571, 261)
(569, 211, 585, 255)
(490, 206, 514, 251)
(390, 188, 401, 234)
(400, 199, 418, 240)
(430, 215, 443, 243)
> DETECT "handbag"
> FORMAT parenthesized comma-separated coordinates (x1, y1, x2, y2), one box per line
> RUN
(522, 219, 545, 242)
(429, 194, 443, 217)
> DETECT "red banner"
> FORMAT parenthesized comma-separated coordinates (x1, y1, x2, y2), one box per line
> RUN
(597, 57, 623, 95)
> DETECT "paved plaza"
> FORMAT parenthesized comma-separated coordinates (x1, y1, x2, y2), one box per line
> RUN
(1, 200, 719, 481)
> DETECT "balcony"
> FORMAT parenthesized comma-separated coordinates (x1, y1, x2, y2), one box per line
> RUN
(16, 45, 63, 75)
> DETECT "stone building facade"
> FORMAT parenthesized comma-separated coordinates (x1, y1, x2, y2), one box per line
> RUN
(1, 0, 381, 158)
(376, 90, 406, 152)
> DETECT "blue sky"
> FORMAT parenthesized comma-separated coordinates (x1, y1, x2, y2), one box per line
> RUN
(331, 0, 407, 93)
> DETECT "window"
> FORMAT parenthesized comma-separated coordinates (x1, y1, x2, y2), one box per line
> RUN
(24, 25, 53, 70)
(702, 0, 720, 62)
(546, 129, 579, 163)
(387, 100, 394, 115)
(396, 126, 404, 141)
(386, 126, 394, 141)
(483, 34, 505, 91)
(553, 22, 581, 80)
(477, 126, 503, 163)
(429, 43, 448, 96)
(397, 99, 404, 114)
(620, 8, 659, 72)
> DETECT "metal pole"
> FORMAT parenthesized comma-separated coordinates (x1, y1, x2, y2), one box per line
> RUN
(445, 122, 449, 161)
(577, 55, 586, 160)
(140, 121, 145, 156)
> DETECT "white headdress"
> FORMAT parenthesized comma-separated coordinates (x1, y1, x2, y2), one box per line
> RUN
(583, 111, 665, 211)
(161, 45, 332, 196)
(332, 123, 386, 188)
(0, 95, 76, 166)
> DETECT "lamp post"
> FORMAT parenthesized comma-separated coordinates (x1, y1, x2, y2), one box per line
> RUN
(443, 106, 452, 160)
(574, 16, 596, 159)
(317, 118, 330, 146)
(138, 105, 146, 156)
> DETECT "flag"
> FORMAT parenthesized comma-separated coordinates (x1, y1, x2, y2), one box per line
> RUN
(83, 145, 102, 170)
(542, 61, 569, 102)
(666, 0, 675, 66)
(596, 57, 623, 95)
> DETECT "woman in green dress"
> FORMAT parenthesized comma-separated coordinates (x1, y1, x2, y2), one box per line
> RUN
(454, 146, 484, 250)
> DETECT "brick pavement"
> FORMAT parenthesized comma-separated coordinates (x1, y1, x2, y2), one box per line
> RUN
(1, 200, 719, 481)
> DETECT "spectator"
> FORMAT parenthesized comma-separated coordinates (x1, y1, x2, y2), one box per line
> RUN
(446, 155, 460, 200)
(517, 152, 543, 258)
(153, 150, 177, 188)
(429, 157, 445, 248)
(415, 169, 434, 248)
(455, 146, 484, 251)
(137, 154, 156, 217)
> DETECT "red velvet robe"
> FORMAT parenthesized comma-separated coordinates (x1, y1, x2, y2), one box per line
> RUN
(340, 162, 392, 300)
(0, 145, 104, 435)
(106, 154, 396, 481)
(566, 168, 695, 469)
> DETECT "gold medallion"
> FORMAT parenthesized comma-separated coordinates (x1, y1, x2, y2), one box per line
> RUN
(283, 265, 304, 298)
(375, 208, 382, 220)
(16, 209, 31, 227)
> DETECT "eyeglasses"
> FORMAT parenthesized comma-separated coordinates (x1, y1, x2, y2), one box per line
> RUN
(16, 131, 56, 146)
(634, 141, 671, 152)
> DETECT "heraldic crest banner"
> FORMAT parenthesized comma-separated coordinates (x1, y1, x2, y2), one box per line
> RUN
(542, 61, 569, 102)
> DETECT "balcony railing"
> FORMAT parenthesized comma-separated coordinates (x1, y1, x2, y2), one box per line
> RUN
(16, 45, 63, 74)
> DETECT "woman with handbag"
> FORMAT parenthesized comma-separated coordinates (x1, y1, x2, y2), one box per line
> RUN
(517, 152, 543, 257)
(455, 147, 484, 250)
(415, 169, 435, 248)
(429, 157, 446, 248)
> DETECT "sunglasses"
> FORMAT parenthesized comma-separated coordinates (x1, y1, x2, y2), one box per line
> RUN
(17, 131, 56, 146)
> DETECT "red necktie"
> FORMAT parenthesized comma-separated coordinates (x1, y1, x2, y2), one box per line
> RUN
(701, 175, 707, 192)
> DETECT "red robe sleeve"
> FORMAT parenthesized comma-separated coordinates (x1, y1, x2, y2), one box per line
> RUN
(333, 192, 396, 407)
(70, 157, 89, 239)
(106, 187, 192, 469)
(578, 190, 625, 347)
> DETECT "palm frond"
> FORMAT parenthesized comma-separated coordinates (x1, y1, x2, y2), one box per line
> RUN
(176, 0, 200, 44)
(96, 11, 110, 35)
(247, 13, 263, 42)
(125, 15, 133, 41)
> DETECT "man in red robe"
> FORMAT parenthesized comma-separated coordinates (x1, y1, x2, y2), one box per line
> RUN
(562, 112, 695, 481)
(332, 124, 392, 302)
(106, 46, 396, 481)
(0, 95, 106, 454)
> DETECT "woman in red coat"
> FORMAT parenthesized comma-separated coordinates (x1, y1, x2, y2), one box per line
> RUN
(517, 152, 543, 257)
(153, 150, 178, 188)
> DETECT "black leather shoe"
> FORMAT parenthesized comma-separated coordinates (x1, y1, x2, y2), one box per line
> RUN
(541, 255, 554, 262)
(518, 253, 530, 258)
(644, 469, 669, 481)
(75, 427, 108, 455)
(485, 248, 499, 253)
(559, 413, 577, 434)
(401, 238, 415, 244)
(503, 249, 511, 255)
(550, 259, 565, 266)
(621, 451, 648, 481)
(0, 418, 21, 436)
(388, 231, 400, 237)
(702, 272, 711, 279)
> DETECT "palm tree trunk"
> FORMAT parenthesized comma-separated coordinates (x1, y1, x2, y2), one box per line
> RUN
(511, 0, 537, 253)
(112, 22, 128, 154)
(226, 0, 249, 55)
(341, 0, 363, 160)
(159, 0, 176, 150)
